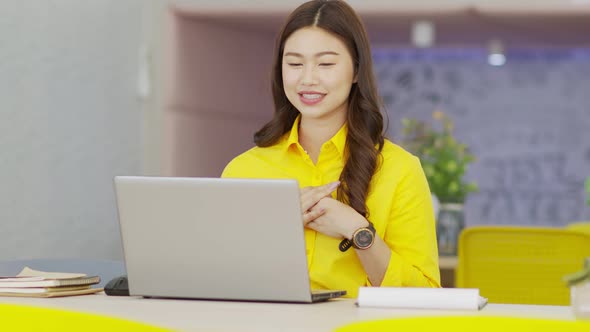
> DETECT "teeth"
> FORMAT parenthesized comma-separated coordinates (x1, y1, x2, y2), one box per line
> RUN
(302, 94, 322, 100)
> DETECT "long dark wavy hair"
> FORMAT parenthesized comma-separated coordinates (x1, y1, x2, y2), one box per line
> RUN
(254, 0, 385, 219)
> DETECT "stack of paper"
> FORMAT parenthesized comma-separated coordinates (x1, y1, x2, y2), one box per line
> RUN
(0, 267, 102, 298)
(357, 287, 488, 310)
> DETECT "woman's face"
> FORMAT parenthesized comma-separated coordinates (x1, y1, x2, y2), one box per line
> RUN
(282, 27, 356, 122)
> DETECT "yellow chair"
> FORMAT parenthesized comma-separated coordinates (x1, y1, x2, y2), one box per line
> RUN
(567, 221, 590, 235)
(456, 226, 590, 305)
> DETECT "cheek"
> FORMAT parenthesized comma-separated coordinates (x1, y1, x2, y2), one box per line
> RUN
(323, 71, 352, 91)
(282, 68, 299, 87)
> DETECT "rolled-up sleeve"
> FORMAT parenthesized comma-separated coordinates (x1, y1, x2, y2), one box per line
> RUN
(375, 156, 441, 288)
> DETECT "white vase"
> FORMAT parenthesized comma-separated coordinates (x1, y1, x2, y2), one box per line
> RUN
(431, 194, 440, 219)
(436, 203, 465, 256)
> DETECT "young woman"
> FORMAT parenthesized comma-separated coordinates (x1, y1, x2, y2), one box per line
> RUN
(222, 0, 440, 297)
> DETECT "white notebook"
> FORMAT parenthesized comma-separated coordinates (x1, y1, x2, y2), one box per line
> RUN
(357, 287, 488, 310)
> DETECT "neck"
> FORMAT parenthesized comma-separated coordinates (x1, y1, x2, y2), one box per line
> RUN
(298, 112, 346, 162)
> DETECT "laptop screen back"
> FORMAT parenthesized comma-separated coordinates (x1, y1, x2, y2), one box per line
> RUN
(114, 176, 313, 302)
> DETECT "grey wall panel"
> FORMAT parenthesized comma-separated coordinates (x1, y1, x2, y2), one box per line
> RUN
(375, 49, 590, 226)
(0, 0, 144, 260)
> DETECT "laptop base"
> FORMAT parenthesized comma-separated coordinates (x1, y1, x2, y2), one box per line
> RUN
(311, 289, 347, 302)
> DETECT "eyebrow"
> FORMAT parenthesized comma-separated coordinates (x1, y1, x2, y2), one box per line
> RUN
(283, 51, 340, 57)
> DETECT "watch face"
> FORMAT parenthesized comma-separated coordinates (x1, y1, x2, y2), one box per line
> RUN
(354, 229, 374, 249)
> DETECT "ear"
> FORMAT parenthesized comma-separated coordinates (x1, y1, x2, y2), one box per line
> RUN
(353, 73, 358, 84)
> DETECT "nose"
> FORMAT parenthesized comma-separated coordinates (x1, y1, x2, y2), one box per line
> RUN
(301, 65, 318, 86)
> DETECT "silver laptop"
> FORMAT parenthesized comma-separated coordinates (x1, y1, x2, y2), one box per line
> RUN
(113, 176, 346, 303)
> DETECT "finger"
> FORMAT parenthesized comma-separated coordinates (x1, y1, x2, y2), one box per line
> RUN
(301, 181, 340, 211)
(323, 181, 340, 195)
(299, 186, 313, 195)
(302, 207, 326, 225)
(299, 186, 317, 211)
(309, 181, 339, 205)
(306, 220, 318, 232)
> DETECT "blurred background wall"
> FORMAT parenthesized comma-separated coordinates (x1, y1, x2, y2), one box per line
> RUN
(1, 0, 589, 261)
(0, 0, 146, 260)
(167, 0, 590, 226)
(375, 49, 590, 226)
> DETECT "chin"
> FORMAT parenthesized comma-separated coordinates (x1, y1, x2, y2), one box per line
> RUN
(297, 108, 328, 119)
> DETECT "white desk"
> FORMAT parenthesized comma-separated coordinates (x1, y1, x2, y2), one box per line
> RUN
(0, 293, 574, 331)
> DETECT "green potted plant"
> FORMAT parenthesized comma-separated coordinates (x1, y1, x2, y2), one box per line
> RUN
(400, 111, 478, 255)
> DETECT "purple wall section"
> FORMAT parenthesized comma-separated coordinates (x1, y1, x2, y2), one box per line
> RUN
(164, 12, 275, 177)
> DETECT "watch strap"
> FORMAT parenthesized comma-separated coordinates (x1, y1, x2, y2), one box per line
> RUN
(338, 238, 353, 252)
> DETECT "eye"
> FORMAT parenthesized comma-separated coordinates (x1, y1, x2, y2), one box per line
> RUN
(287, 63, 303, 67)
(319, 63, 335, 67)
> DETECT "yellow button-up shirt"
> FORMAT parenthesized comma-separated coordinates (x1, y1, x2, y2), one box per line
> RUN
(222, 117, 440, 297)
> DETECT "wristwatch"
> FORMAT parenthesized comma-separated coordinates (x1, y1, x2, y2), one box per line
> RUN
(339, 221, 376, 252)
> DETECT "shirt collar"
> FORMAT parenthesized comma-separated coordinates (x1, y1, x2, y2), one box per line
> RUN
(286, 116, 301, 148)
(329, 120, 347, 157)
(286, 115, 348, 157)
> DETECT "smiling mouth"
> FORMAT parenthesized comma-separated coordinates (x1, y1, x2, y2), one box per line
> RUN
(298, 93, 326, 105)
